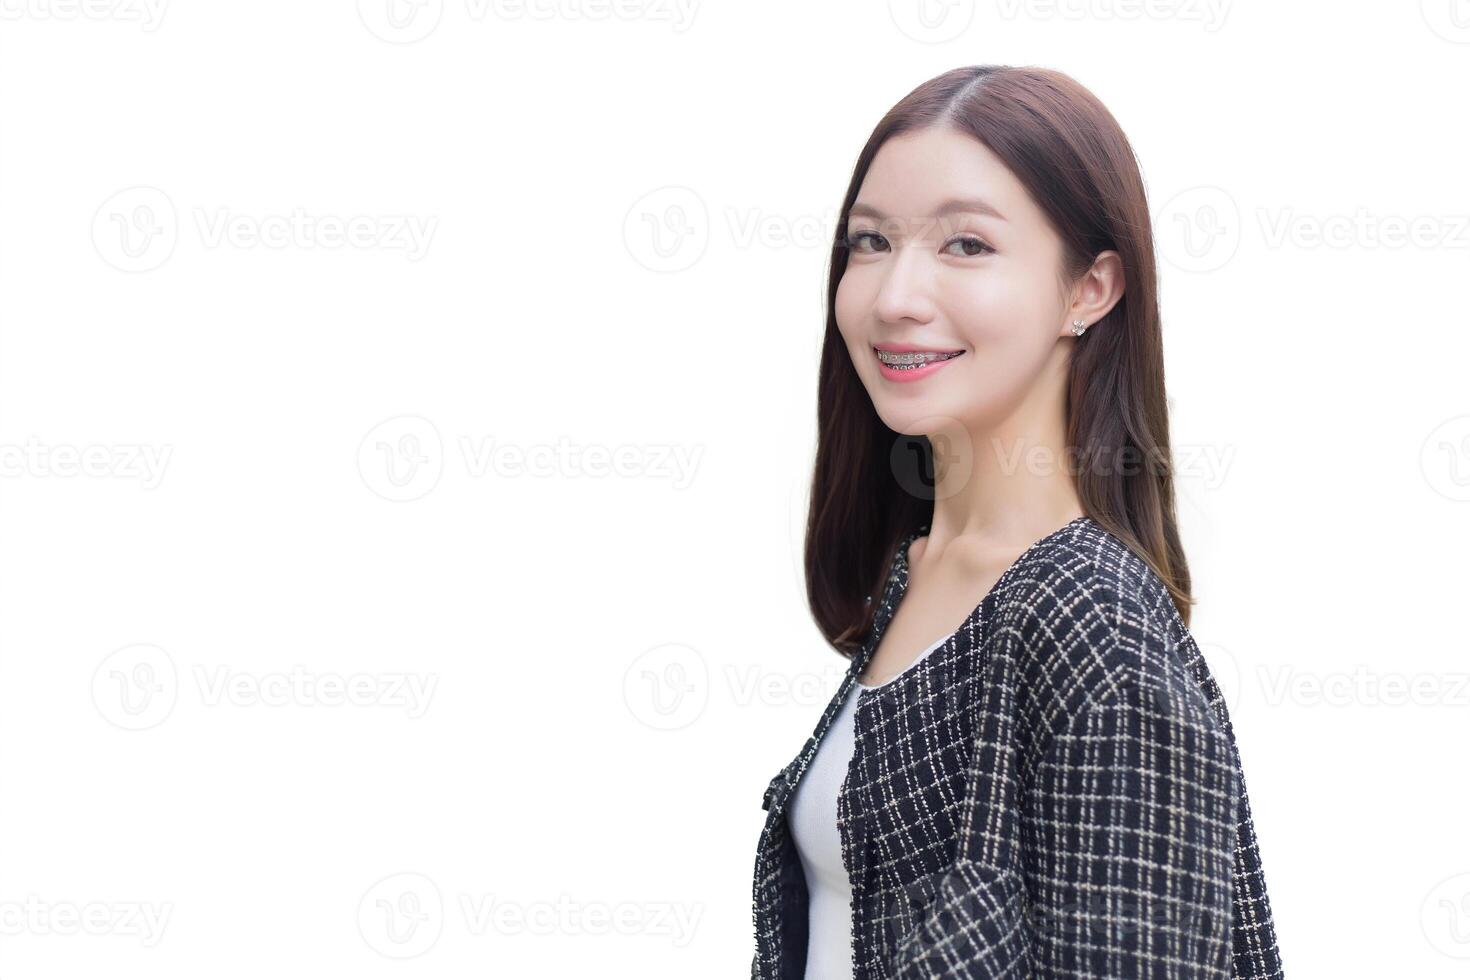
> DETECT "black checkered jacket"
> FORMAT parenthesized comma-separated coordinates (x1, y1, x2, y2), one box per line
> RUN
(751, 516, 1285, 978)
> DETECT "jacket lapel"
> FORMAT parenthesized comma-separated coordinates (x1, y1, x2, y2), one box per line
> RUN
(760, 527, 922, 822)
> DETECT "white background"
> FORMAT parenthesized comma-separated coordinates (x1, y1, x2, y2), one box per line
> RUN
(2, 1, 1468, 976)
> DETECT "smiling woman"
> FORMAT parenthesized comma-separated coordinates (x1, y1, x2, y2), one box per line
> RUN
(749, 65, 1287, 980)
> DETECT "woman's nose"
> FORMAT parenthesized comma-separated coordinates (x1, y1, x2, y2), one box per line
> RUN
(872, 248, 938, 325)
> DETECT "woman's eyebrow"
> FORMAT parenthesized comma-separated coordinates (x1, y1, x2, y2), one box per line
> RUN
(848, 197, 1007, 222)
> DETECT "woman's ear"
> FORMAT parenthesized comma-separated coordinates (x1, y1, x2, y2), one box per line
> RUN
(1063, 250, 1125, 336)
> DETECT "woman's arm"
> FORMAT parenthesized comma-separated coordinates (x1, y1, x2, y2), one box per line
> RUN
(888, 604, 1239, 977)
(1015, 678, 1238, 976)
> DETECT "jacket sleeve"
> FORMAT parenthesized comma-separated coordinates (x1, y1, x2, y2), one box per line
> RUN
(888, 637, 1240, 977)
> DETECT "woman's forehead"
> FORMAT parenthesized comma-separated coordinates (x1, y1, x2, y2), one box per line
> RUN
(856, 129, 1032, 223)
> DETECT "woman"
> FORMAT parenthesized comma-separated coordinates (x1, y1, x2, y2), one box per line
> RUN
(750, 66, 1286, 979)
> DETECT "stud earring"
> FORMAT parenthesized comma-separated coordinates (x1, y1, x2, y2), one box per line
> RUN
(1071, 319, 1088, 337)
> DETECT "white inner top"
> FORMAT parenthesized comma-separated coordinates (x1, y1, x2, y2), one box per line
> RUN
(787, 632, 951, 979)
(855, 631, 950, 690)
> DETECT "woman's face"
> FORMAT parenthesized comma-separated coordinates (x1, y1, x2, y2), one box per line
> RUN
(835, 125, 1074, 437)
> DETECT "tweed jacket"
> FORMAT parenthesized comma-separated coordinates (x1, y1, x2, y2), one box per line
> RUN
(750, 516, 1285, 979)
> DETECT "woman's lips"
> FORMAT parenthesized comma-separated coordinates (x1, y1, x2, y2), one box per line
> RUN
(873, 347, 965, 382)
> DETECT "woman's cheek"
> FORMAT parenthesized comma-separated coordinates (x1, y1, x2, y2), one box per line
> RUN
(833, 277, 862, 344)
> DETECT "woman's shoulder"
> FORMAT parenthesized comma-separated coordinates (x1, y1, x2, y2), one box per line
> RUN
(994, 515, 1179, 628)
(990, 516, 1216, 734)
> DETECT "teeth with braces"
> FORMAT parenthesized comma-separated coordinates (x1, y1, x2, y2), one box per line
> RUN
(876, 349, 963, 370)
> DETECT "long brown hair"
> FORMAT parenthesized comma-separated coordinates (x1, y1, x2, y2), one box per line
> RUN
(807, 65, 1193, 657)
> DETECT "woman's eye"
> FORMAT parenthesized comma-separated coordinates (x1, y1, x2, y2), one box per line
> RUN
(946, 235, 994, 257)
(846, 230, 993, 257)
